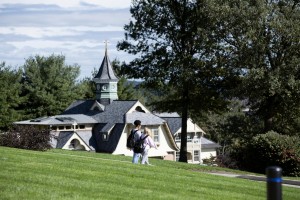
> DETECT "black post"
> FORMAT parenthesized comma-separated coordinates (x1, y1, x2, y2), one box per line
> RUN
(266, 166, 282, 200)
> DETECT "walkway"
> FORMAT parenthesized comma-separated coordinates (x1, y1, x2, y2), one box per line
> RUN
(207, 172, 300, 189)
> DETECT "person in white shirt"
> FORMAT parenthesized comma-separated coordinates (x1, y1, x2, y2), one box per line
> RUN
(141, 127, 157, 165)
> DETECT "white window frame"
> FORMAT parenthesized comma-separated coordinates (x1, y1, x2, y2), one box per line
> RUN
(176, 151, 180, 161)
(102, 133, 108, 141)
(152, 128, 159, 142)
(194, 150, 200, 162)
(187, 133, 192, 142)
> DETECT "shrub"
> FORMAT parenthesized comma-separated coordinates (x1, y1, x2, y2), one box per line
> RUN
(0, 125, 51, 151)
(232, 131, 300, 176)
(202, 156, 217, 166)
(215, 152, 238, 169)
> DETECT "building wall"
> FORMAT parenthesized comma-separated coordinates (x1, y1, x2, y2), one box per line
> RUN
(113, 125, 132, 156)
(164, 152, 175, 161)
(113, 124, 176, 158)
(201, 148, 217, 161)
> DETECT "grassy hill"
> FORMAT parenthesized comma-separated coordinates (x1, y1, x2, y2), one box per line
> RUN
(0, 146, 298, 200)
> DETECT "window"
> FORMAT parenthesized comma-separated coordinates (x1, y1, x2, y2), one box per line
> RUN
(176, 151, 180, 161)
(193, 134, 200, 143)
(135, 106, 146, 113)
(102, 133, 108, 141)
(79, 125, 85, 129)
(152, 129, 159, 142)
(58, 126, 64, 130)
(187, 133, 192, 142)
(194, 150, 200, 162)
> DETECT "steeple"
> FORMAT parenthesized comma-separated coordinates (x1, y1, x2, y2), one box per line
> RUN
(93, 41, 119, 105)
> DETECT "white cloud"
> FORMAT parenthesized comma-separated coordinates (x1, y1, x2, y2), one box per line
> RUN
(0, 26, 124, 38)
(0, 0, 134, 80)
(0, 0, 131, 9)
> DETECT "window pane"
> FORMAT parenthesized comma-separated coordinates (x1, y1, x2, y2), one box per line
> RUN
(152, 129, 159, 142)
(176, 151, 180, 161)
(194, 150, 200, 161)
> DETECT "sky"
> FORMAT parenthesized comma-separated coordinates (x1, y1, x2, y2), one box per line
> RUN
(0, 0, 133, 79)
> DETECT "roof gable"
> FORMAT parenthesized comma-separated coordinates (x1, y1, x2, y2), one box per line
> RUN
(126, 101, 151, 113)
(92, 100, 139, 123)
(126, 112, 165, 125)
(56, 131, 73, 148)
(93, 123, 125, 153)
(90, 101, 105, 112)
(63, 100, 97, 115)
(162, 117, 205, 135)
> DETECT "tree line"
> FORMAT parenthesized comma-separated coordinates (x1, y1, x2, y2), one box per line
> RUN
(0, 56, 143, 131)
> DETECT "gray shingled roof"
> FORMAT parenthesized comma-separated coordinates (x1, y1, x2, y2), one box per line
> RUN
(76, 130, 96, 151)
(63, 100, 97, 115)
(162, 117, 182, 136)
(201, 137, 221, 149)
(162, 117, 220, 149)
(92, 100, 138, 123)
(14, 114, 97, 125)
(93, 123, 126, 153)
(154, 112, 180, 117)
(100, 122, 115, 132)
(93, 50, 118, 82)
(126, 112, 166, 125)
(56, 131, 73, 148)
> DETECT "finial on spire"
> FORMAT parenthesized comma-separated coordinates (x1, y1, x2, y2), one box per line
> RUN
(104, 40, 110, 54)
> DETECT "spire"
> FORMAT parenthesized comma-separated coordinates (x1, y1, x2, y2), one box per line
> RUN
(94, 40, 118, 81)
(93, 41, 119, 105)
(105, 40, 108, 56)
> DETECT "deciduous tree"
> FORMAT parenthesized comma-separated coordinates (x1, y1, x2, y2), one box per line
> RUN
(118, 0, 238, 162)
(214, 0, 300, 133)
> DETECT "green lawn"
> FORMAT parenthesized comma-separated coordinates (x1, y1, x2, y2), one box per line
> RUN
(0, 146, 299, 200)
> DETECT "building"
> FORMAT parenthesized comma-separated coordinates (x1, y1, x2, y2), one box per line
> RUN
(15, 47, 219, 163)
(157, 112, 220, 164)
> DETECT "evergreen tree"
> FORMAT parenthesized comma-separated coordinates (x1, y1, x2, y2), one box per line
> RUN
(19, 55, 82, 119)
(117, 77, 136, 100)
(0, 62, 22, 130)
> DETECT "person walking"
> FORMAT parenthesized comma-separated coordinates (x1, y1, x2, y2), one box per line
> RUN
(131, 120, 142, 164)
(141, 127, 157, 165)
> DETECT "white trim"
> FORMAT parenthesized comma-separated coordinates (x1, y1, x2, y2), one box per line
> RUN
(126, 101, 151, 114)
(62, 133, 92, 151)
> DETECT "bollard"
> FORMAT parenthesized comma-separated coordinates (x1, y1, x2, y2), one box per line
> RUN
(266, 166, 282, 200)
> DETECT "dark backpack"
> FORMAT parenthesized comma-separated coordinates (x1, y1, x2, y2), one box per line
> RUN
(133, 135, 149, 153)
(126, 129, 138, 148)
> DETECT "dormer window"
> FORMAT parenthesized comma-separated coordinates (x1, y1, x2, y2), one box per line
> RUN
(102, 133, 108, 141)
(135, 106, 146, 113)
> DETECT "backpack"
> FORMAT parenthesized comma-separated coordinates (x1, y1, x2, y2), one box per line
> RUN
(133, 135, 149, 153)
(126, 129, 138, 148)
